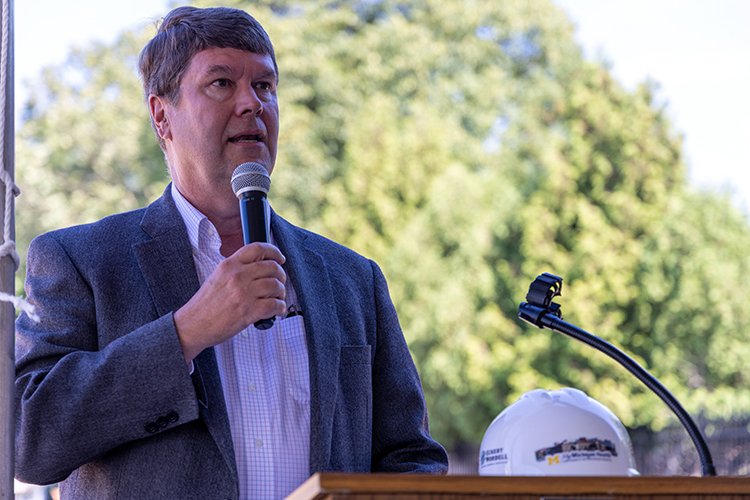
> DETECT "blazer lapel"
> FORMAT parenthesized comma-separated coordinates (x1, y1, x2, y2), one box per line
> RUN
(272, 213, 340, 473)
(133, 187, 238, 483)
(133, 191, 197, 315)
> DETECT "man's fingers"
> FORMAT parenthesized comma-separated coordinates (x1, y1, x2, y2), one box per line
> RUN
(250, 277, 287, 301)
(252, 260, 287, 284)
(234, 242, 286, 264)
(254, 297, 288, 321)
(216, 252, 286, 289)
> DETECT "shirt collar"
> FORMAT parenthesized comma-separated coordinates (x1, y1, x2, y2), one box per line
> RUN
(171, 183, 222, 256)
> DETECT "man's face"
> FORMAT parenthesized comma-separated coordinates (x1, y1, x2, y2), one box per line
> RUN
(150, 47, 279, 210)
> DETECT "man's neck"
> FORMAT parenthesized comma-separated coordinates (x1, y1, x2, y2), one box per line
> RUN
(217, 228, 244, 257)
(203, 210, 244, 257)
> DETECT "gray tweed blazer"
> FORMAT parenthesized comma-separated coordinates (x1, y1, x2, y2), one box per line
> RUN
(15, 186, 447, 499)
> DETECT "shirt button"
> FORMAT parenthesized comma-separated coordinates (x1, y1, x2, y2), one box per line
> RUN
(248, 383, 257, 393)
(255, 439, 263, 448)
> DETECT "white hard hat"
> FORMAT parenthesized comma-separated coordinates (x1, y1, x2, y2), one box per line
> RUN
(478, 387, 639, 476)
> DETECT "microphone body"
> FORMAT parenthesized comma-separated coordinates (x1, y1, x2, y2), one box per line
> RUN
(231, 162, 275, 330)
(239, 191, 269, 246)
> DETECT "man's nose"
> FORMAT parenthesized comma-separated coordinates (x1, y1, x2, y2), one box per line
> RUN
(237, 86, 263, 116)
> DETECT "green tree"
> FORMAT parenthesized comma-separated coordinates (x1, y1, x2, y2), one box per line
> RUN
(15, 29, 166, 275)
(15, 0, 750, 453)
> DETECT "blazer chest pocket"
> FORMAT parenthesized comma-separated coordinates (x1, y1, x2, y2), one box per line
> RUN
(339, 345, 372, 409)
(341, 344, 371, 367)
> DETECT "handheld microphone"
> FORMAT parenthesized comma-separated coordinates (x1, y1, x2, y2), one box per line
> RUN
(230, 162, 274, 330)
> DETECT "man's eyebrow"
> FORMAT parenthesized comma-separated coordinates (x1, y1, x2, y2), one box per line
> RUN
(202, 65, 277, 81)
(203, 64, 235, 77)
(256, 69, 278, 81)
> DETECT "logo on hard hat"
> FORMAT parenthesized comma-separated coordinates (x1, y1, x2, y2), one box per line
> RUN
(480, 447, 509, 466)
(478, 388, 639, 476)
(535, 437, 618, 464)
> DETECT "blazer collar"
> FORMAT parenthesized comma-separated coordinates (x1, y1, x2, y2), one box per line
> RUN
(271, 212, 341, 473)
(135, 186, 198, 315)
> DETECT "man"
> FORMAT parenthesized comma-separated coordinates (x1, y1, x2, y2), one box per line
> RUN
(15, 6, 448, 499)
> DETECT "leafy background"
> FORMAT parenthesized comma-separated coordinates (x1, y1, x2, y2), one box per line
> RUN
(15, 0, 750, 471)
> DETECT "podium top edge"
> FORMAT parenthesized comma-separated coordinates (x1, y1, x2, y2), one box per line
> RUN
(287, 473, 750, 499)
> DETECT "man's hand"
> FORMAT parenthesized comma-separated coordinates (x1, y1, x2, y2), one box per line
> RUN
(174, 242, 287, 363)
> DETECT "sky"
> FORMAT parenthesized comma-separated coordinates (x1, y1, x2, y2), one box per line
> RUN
(14, 0, 750, 212)
(555, 0, 750, 212)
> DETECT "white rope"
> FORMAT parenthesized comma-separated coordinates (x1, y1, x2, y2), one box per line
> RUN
(0, 0, 38, 322)
(0, 171, 19, 269)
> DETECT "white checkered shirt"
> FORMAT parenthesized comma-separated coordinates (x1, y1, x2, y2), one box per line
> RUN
(172, 185, 311, 499)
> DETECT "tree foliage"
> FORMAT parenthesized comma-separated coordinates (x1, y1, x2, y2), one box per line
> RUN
(15, 0, 750, 451)
(16, 30, 166, 259)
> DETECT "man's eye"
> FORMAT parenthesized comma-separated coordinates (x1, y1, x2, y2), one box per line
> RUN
(255, 81, 273, 91)
(212, 79, 232, 88)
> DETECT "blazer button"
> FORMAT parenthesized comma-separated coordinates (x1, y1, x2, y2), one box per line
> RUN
(156, 416, 169, 429)
(166, 411, 179, 423)
(144, 422, 159, 434)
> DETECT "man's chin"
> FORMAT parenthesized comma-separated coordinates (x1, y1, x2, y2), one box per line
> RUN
(231, 159, 274, 176)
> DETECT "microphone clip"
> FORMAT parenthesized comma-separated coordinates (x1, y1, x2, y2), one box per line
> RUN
(518, 272, 563, 328)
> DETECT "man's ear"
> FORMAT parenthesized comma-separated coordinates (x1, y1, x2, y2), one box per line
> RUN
(149, 95, 171, 141)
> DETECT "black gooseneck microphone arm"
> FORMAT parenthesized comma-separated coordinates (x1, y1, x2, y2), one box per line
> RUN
(518, 272, 717, 476)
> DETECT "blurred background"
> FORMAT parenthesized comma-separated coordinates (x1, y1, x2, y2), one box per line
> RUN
(12, 0, 750, 487)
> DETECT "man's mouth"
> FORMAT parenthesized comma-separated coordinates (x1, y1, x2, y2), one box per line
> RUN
(228, 133, 263, 143)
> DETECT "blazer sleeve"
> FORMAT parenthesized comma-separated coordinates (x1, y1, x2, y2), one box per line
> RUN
(368, 260, 449, 473)
(15, 232, 200, 485)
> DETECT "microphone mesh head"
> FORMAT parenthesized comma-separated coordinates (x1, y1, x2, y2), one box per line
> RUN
(231, 162, 271, 197)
